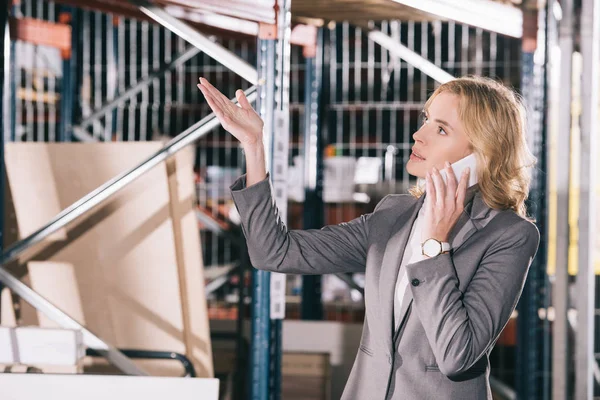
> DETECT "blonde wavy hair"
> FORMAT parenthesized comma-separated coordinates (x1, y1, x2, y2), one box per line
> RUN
(409, 76, 536, 219)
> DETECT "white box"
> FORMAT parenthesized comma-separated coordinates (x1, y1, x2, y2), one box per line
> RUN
(0, 326, 16, 363)
(16, 326, 84, 366)
(0, 326, 84, 366)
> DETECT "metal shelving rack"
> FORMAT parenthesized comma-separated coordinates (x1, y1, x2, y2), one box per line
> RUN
(0, 0, 569, 399)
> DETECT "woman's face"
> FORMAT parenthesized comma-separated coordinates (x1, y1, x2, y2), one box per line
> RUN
(406, 92, 472, 179)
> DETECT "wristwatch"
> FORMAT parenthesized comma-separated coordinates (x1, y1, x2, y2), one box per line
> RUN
(421, 238, 451, 258)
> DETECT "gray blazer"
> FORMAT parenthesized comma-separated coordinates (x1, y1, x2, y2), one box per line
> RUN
(230, 173, 540, 400)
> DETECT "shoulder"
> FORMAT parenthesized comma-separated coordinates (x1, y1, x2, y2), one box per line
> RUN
(373, 193, 419, 213)
(486, 209, 540, 254)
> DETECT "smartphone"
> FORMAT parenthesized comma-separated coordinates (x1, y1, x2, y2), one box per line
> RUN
(439, 153, 478, 187)
(416, 153, 478, 190)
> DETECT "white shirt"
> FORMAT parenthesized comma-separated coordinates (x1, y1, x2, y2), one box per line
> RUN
(393, 204, 427, 329)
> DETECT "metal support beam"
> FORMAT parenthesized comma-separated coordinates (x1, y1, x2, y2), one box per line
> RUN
(575, 0, 600, 398)
(569, 311, 600, 391)
(489, 376, 516, 400)
(301, 28, 324, 321)
(391, 0, 523, 38)
(516, 2, 550, 398)
(252, 38, 276, 400)
(110, 16, 118, 137)
(73, 46, 201, 134)
(367, 30, 454, 84)
(8, 3, 16, 142)
(250, 1, 291, 398)
(131, 0, 258, 84)
(1, 0, 9, 299)
(59, 6, 79, 142)
(334, 274, 364, 296)
(235, 237, 250, 400)
(205, 263, 240, 296)
(0, 87, 257, 375)
(2, 3, 8, 141)
(552, 0, 574, 398)
(163, 5, 260, 37)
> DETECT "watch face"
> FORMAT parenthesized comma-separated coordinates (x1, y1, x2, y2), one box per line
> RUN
(423, 239, 441, 257)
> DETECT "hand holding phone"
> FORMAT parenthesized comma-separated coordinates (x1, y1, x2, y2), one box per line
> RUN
(417, 153, 478, 190)
(439, 153, 478, 187)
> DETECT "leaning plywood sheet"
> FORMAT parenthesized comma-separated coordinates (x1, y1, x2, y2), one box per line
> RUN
(166, 151, 213, 377)
(2, 145, 66, 243)
(3, 142, 212, 377)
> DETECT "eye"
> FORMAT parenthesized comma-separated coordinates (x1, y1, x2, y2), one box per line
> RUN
(437, 126, 447, 135)
(421, 112, 429, 125)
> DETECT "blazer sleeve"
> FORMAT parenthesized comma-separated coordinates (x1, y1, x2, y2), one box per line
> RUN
(405, 218, 540, 378)
(230, 172, 389, 275)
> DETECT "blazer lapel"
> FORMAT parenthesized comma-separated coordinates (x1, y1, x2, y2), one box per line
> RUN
(391, 185, 495, 340)
(379, 195, 424, 352)
(393, 279, 414, 343)
(450, 188, 495, 252)
(448, 212, 476, 252)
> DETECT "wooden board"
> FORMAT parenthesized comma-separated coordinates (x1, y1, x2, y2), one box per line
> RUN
(293, 0, 436, 24)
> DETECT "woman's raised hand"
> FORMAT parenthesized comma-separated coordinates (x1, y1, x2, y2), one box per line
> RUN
(197, 77, 264, 147)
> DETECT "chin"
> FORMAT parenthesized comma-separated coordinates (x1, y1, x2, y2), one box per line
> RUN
(406, 161, 425, 179)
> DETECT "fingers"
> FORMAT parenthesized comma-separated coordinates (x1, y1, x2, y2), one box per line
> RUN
(199, 77, 234, 111)
(425, 171, 435, 209)
(236, 89, 253, 110)
(455, 167, 470, 207)
(198, 84, 231, 127)
(198, 78, 228, 113)
(444, 161, 458, 196)
(430, 167, 445, 207)
(197, 84, 224, 116)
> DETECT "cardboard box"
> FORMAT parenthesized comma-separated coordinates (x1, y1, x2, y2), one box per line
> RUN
(211, 347, 331, 400)
(282, 352, 331, 400)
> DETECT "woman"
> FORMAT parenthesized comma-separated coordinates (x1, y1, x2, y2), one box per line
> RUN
(197, 76, 540, 400)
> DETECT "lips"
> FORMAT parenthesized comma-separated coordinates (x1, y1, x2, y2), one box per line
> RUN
(411, 149, 426, 160)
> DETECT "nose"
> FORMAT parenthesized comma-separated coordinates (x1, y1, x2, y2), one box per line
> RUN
(412, 124, 426, 143)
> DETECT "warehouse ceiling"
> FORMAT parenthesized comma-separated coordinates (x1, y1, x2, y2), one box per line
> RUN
(48, 0, 524, 38)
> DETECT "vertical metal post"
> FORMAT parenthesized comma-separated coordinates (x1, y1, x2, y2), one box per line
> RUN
(59, 6, 79, 142)
(109, 16, 118, 138)
(552, 0, 574, 398)
(301, 29, 324, 321)
(8, 3, 16, 142)
(543, 5, 560, 400)
(575, 0, 599, 398)
(251, 1, 291, 398)
(235, 238, 249, 400)
(251, 38, 274, 400)
(517, 2, 549, 399)
(1, 0, 9, 257)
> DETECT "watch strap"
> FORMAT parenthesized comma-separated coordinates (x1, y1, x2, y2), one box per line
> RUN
(441, 242, 451, 253)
